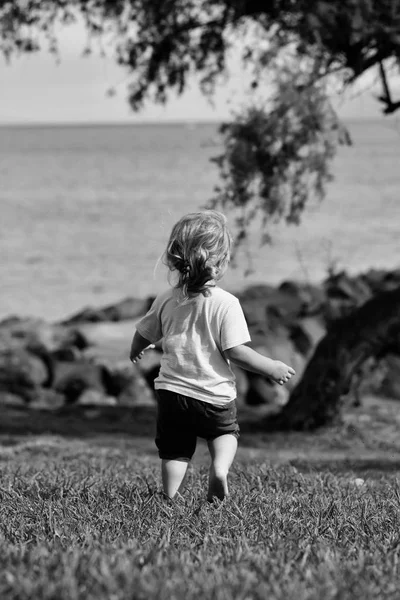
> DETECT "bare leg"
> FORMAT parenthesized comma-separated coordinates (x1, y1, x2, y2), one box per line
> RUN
(161, 459, 190, 499)
(207, 434, 238, 502)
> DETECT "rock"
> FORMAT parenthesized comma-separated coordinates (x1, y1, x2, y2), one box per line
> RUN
(362, 269, 400, 294)
(61, 296, 154, 325)
(321, 269, 400, 322)
(381, 269, 400, 292)
(0, 316, 87, 353)
(60, 307, 109, 325)
(278, 280, 326, 316)
(379, 354, 400, 400)
(322, 271, 377, 322)
(238, 284, 276, 301)
(102, 297, 155, 321)
(246, 373, 290, 406)
(54, 361, 107, 404)
(289, 317, 326, 357)
(325, 271, 372, 303)
(0, 393, 26, 407)
(239, 299, 269, 336)
(29, 389, 65, 411)
(361, 269, 390, 294)
(239, 281, 325, 340)
(77, 390, 117, 406)
(100, 362, 133, 397)
(0, 347, 52, 402)
(109, 363, 156, 407)
(51, 347, 82, 362)
(324, 298, 355, 321)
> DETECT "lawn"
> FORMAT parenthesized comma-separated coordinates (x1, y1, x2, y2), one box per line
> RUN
(0, 396, 400, 599)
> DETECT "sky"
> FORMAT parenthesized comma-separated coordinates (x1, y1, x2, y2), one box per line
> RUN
(0, 19, 393, 125)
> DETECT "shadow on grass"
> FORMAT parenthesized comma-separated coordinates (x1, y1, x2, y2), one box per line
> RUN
(0, 405, 281, 440)
(288, 456, 400, 477)
(0, 405, 157, 439)
(2, 405, 400, 480)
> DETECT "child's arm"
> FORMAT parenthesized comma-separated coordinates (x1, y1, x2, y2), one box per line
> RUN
(130, 331, 154, 363)
(225, 344, 295, 385)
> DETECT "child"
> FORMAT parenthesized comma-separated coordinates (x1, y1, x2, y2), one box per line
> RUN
(130, 210, 295, 502)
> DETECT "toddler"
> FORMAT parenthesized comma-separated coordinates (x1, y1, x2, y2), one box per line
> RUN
(130, 210, 295, 501)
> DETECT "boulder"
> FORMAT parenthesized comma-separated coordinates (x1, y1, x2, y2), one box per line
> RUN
(242, 282, 323, 339)
(238, 281, 325, 335)
(111, 363, 156, 407)
(379, 354, 400, 400)
(0, 347, 52, 402)
(29, 389, 65, 411)
(102, 296, 155, 322)
(289, 316, 326, 358)
(324, 297, 355, 321)
(361, 269, 400, 294)
(61, 296, 154, 325)
(238, 284, 276, 301)
(0, 392, 26, 408)
(53, 360, 107, 404)
(0, 316, 87, 354)
(325, 271, 372, 304)
(245, 373, 290, 407)
(77, 390, 118, 406)
(239, 299, 270, 336)
(60, 307, 109, 324)
(381, 269, 400, 292)
(361, 269, 391, 294)
(278, 281, 326, 317)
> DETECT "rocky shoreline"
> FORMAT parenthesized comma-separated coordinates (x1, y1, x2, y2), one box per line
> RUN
(1, 268, 400, 417)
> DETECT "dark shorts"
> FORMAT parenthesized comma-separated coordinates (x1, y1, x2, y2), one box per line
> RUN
(155, 389, 240, 461)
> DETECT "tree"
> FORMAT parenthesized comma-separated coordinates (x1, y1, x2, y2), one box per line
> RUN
(1, 0, 400, 428)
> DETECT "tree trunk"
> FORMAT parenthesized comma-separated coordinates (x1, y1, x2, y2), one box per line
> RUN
(263, 286, 400, 431)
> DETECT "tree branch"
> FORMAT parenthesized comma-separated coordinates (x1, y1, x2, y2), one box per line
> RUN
(377, 60, 400, 114)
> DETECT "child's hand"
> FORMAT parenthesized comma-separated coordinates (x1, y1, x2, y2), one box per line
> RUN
(269, 361, 296, 385)
(130, 344, 155, 364)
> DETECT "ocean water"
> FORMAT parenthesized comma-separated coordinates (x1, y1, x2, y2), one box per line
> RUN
(1, 119, 399, 322)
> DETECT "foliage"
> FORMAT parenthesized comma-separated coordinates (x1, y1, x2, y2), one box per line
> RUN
(0, 434, 400, 599)
(1, 1, 399, 243)
(209, 62, 351, 251)
(1, 1, 400, 108)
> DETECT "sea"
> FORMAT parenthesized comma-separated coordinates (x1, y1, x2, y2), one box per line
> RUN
(1, 119, 399, 322)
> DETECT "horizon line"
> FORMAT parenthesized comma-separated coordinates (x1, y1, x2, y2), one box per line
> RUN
(0, 118, 223, 128)
(0, 116, 386, 128)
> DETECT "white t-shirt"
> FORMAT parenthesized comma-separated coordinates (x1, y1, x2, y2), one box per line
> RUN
(135, 286, 251, 406)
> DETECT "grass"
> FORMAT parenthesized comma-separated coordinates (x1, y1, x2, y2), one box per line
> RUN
(0, 397, 400, 599)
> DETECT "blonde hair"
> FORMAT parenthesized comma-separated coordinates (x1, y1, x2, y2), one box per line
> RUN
(164, 210, 232, 297)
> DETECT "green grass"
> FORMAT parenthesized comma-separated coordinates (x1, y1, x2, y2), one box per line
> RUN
(0, 398, 400, 599)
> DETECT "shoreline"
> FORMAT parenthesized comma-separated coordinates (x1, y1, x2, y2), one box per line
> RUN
(1, 267, 400, 420)
(2, 261, 400, 324)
